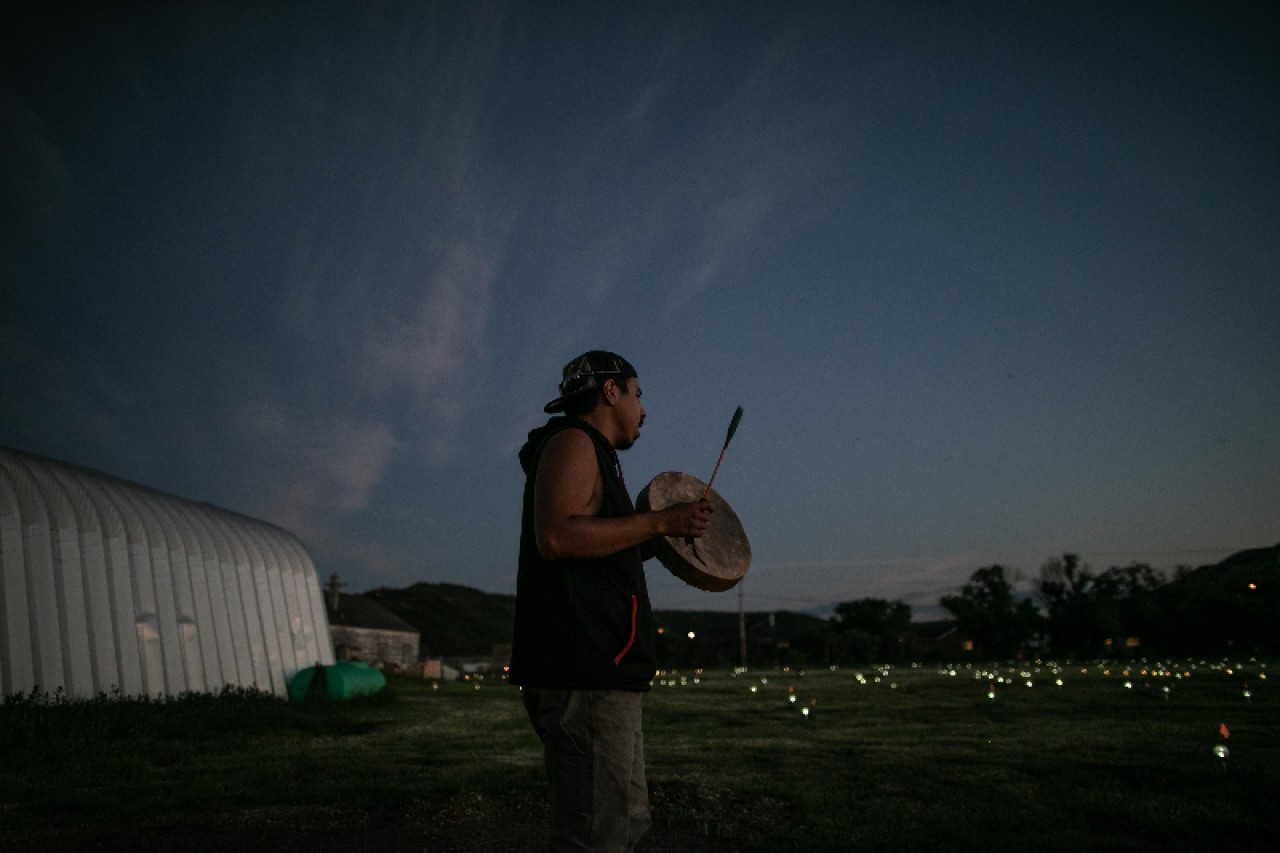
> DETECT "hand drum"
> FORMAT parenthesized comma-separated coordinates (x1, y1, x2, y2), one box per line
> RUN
(636, 471, 751, 592)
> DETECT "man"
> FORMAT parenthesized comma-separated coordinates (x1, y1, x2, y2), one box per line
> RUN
(511, 350, 712, 852)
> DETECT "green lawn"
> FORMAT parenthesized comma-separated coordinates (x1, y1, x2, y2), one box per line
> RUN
(1, 659, 1273, 851)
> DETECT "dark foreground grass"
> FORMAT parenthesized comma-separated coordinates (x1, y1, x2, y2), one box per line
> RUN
(1, 660, 1274, 852)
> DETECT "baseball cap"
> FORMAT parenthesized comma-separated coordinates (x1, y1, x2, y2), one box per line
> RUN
(544, 350, 637, 414)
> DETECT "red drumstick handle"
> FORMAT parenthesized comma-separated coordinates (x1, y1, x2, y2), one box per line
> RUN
(703, 448, 728, 499)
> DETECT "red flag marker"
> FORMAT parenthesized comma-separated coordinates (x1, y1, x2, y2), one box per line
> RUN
(1220, 723, 1230, 739)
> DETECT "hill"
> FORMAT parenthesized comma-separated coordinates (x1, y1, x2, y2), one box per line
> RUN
(361, 544, 1279, 660)
(1146, 542, 1279, 654)
(363, 581, 828, 660)
(364, 583, 516, 658)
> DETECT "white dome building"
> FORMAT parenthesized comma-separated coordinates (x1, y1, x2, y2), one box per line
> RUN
(0, 445, 334, 699)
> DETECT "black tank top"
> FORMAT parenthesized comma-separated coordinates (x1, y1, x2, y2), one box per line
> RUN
(510, 417, 656, 690)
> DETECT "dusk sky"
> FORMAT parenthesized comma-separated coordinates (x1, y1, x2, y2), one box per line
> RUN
(4, 2, 1277, 618)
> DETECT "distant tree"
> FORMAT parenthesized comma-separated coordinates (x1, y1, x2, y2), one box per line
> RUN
(832, 598, 912, 635)
(941, 565, 1039, 660)
(830, 598, 912, 663)
(1038, 554, 1106, 657)
(1037, 556, 1168, 657)
(826, 629, 878, 665)
(1093, 562, 1165, 651)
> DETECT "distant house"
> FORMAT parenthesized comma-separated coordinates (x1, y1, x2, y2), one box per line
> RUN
(324, 576, 420, 669)
(909, 620, 972, 661)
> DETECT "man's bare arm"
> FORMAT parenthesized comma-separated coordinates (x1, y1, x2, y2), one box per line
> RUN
(534, 429, 711, 561)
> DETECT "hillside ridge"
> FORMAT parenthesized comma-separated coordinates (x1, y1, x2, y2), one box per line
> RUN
(356, 544, 1277, 657)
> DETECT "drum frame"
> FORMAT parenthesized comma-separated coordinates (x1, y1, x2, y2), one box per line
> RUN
(636, 471, 751, 592)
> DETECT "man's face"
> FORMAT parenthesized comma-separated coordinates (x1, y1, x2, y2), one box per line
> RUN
(612, 377, 645, 451)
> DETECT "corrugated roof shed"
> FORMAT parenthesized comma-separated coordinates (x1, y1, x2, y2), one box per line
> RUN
(327, 593, 417, 633)
(0, 445, 334, 699)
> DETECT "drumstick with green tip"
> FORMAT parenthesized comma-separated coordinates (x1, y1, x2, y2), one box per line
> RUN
(703, 406, 743, 500)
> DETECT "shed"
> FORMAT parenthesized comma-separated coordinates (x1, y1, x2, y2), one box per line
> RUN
(0, 445, 334, 699)
(325, 583, 421, 669)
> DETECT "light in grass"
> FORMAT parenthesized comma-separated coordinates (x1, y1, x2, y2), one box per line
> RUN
(801, 707, 810, 718)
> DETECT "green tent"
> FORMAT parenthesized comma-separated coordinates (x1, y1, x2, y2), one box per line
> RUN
(288, 661, 387, 701)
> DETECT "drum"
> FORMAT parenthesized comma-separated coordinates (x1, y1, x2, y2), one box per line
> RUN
(636, 471, 751, 592)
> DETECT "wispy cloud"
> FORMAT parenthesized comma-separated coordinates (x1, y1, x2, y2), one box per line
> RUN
(246, 3, 513, 470)
(617, 30, 841, 308)
(229, 401, 399, 529)
(354, 235, 500, 417)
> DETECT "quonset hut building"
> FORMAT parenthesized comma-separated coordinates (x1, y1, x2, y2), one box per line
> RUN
(0, 445, 334, 700)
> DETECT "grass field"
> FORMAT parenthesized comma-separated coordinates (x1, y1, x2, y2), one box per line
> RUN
(1, 659, 1274, 852)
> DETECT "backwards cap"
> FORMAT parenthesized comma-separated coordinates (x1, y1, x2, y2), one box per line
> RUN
(544, 351, 636, 414)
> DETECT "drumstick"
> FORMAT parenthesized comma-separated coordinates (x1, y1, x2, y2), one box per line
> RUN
(703, 406, 743, 500)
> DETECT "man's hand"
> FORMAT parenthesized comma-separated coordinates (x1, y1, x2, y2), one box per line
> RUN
(659, 499, 713, 539)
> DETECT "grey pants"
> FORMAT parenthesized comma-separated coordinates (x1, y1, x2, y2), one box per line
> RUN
(522, 688, 651, 853)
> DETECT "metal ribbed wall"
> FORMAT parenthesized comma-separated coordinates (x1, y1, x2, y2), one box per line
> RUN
(0, 446, 334, 699)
